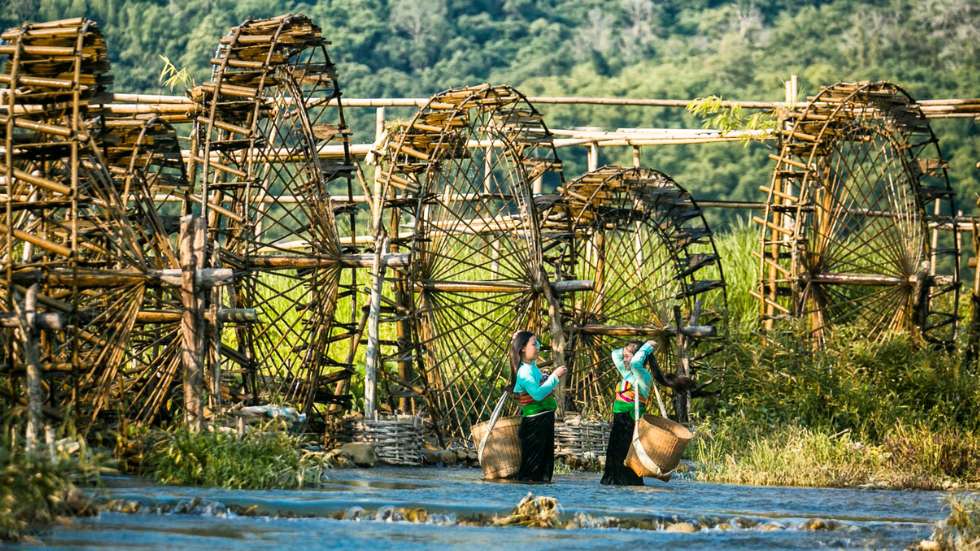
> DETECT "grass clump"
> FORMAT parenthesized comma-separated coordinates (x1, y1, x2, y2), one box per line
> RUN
(0, 428, 105, 541)
(913, 495, 980, 550)
(689, 422, 980, 489)
(141, 422, 333, 489)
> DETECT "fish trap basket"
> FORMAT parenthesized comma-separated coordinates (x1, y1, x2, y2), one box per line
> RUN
(470, 416, 521, 480)
(625, 414, 693, 477)
(350, 415, 424, 466)
(554, 416, 610, 457)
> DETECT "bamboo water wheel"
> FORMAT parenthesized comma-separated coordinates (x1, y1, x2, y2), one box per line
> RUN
(0, 18, 156, 422)
(96, 115, 189, 423)
(374, 84, 574, 442)
(189, 14, 360, 421)
(542, 166, 726, 423)
(757, 81, 960, 346)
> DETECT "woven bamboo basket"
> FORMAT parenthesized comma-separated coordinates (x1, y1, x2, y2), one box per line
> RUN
(350, 415, 425, 466)
(625, 414, 693, 477)
(554, 417, 610, 457)
(471, 416, 521, 480)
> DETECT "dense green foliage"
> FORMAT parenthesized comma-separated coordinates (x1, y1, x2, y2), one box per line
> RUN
(3, 0, 976, 223)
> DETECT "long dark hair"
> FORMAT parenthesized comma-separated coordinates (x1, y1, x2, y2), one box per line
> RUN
(510, 330, 535, 389)
(627, 341, 693, 392)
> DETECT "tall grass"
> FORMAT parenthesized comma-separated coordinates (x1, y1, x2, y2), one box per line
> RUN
(142, 422, 332, 489)
(688, 323, 980, 488)
(689, 421, 980, 489)
(706, 217, 759, 333)
(698, 328, 980, 436)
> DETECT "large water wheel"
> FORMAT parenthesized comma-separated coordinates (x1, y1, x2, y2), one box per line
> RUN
(374, 84, 575, 442)
(95, 115, 190, 423)
(757, 81, 959, 346)
(188, 14, 361, 422)
(0, 18, 154, 423)
(542, 166, 727, 423)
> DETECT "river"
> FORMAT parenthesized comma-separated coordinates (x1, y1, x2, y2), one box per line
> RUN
(5, 467, 958, 550)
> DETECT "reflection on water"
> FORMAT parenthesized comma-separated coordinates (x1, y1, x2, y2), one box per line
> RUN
(8, 467, 962, 550)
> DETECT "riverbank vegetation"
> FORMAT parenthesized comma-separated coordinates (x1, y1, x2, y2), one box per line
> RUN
(0, 427, 105, 541)
(127, 422, 341, 489)
(687, 227, 980, 490)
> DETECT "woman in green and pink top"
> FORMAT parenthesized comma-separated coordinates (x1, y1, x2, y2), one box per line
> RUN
(601, 339, 656, 486)
(510, 330, 566, 483)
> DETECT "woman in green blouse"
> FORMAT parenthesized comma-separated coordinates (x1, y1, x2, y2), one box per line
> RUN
(601, 340, 656, 485)
(510, 330, 566, 483)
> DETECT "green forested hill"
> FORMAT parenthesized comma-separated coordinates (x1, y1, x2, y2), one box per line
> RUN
(4, 0, 977, 223)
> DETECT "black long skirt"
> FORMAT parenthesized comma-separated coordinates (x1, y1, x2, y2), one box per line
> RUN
(601, 411, 644, 486)
(516, 410, 555, 483)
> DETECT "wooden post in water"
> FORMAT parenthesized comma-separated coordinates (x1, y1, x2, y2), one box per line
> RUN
(180, 215, 205, 431)
(364, 233, 389, 420)
(18, 283, 42, 452)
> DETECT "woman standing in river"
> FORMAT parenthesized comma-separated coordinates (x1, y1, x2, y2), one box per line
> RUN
(601, 340, 691, 485)
(510, 330, 566, 483)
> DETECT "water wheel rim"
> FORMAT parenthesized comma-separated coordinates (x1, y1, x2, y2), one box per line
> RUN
(550, 166, 726, 419)
(190, 16, 355, 415)
(377, 84, 565, 442)
(760, 81, 958, 346)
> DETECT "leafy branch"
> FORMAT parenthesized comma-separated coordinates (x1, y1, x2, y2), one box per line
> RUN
(686, 95, 777, 145)
(158, 55, 195, 92)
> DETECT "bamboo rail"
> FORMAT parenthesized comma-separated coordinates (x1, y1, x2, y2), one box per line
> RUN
(89, 92, 980, 120)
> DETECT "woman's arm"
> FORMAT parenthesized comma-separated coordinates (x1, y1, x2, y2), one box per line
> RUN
(517, 364, 558, 401)
(630, 341, 655, 366)
(629, 342, 655, 396)
(611, 347, 629, 378)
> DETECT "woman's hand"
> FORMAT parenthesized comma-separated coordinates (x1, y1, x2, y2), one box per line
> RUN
(552, 366, 567, 379)
(644, 339, 656, 348)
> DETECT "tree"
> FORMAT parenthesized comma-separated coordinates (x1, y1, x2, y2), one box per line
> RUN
(389, 0, 447, 69)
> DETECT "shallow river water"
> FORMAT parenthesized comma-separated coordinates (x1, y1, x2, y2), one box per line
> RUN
(4, 467, 961, 550)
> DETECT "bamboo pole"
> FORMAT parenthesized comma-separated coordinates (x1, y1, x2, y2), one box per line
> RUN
(967, 213, 980, 363)
(105, 91, 980, 116)
(672, 306, 690, 422)
(17, 284, 43, 452)
(363, 234, 388, 420)
(180, 215, 205, 431)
